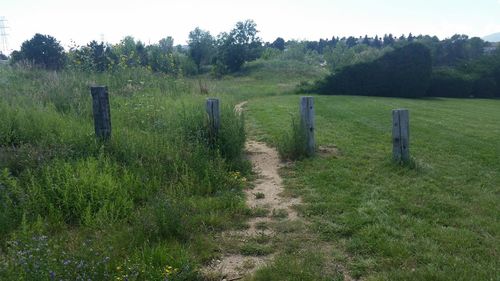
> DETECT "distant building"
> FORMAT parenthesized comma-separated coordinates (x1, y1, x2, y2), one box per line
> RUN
(483, 45, 498, 54)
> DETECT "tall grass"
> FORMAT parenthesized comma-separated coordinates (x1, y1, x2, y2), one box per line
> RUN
(276, 114, 309, 160)
(0, 65, 249, 280)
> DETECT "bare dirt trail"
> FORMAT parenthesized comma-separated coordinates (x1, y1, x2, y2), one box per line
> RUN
(203, 101, 303, 280)
(204, 101, 353, 281)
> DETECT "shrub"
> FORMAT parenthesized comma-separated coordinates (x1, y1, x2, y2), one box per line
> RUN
(314, 43, 432, 98)
(472, 77, 498, 98)
(427, 68, 474, 98)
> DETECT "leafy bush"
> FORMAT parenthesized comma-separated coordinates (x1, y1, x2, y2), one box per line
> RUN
(472, 77, 497, 98)
(314, 43, 432, 98)
(427, 68, 474, 98)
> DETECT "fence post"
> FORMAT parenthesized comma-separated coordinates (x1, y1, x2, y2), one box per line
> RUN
(392, 109, 410, 163)
(300, 96, 315, 156)
(206, 98, 220, 143)
(90, 86, 111, 140)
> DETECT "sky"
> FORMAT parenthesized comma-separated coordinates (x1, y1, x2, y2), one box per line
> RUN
(1, 0, 500, 54)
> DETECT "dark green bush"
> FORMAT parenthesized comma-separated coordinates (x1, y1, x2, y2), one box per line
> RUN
(314, 43, 432, 98)
(427, 68, 474, 98)
(472, 77, 498, 98)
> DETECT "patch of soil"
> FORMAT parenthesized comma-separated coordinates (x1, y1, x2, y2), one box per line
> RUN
(202, 102, 302, 280)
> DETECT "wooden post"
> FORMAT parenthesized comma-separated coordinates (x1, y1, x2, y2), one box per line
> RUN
(300, 96, 315, 156)
(392, 109, 410, 163)
(90, 86, 111, 140)
(206, 98, 220, 143)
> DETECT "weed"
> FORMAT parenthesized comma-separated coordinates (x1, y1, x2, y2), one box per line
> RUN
(254, 192, 265, 199)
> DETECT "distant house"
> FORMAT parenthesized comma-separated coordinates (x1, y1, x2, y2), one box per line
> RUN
(483, 45, 498, 54)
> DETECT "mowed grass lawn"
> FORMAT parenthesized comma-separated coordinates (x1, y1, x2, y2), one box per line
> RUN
(246, 95, 499, 280)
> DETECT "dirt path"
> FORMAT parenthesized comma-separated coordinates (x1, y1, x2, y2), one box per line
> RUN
(202, 102, 303, 280)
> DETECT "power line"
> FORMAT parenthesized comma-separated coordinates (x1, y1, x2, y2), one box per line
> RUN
(0, 16, 10, 54)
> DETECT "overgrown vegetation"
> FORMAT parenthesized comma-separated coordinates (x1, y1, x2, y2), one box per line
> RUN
(0, 65, 249, 280)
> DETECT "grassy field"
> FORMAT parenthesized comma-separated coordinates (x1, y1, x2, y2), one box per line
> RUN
(0, 58, 498, 280)
(245, 95, 500, 280)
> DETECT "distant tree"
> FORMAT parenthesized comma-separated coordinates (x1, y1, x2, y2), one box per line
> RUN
(399, 34, 406, 41)
(188, 27, 215, 71)
(135, 41, 148, 66)
(11, 33, 66, 70)
(215, 19, 263, 73)
(345, 36, 358, 48)
(408, 33, 415, 42)
(466, 37, 487, 60)
(383, 34, 395, 46)
(362, 35, 371, 46)
(270, 37, 285, 51)
(0, 52, 7, 60)
(373, 35, 382, 48)
(330, 36, 339, 48)
(159, 36, 174, 53)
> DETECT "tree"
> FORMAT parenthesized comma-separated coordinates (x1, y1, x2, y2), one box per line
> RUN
(345, 36, 358, 48)
(11, 33, 66, 70)
(0, 52, 7, 60)
(270, 37, 285, 51)
(159, 36, 174, 54)
(362, 35, 371, 46)
(215, 19, 263, 73)
(408, 33, 414, 42)
(188, 27, 215, 71)
(373, 35, 382, 48)
(383, 34, 395, 47)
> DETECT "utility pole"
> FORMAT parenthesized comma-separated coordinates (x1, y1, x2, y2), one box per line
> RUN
(0, 16, 9, 55)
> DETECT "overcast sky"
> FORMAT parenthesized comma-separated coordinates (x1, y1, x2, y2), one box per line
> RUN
(2, 0, 500, 54)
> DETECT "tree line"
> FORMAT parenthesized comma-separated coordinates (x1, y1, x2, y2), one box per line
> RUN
(4, 19, 499, 98)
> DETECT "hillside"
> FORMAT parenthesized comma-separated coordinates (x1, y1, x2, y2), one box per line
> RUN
(482, 32, 500, 42)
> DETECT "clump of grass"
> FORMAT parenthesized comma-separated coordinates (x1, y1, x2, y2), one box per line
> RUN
(252, 207, 270, 217)
(272, 209, 289, 219)
(255, 221, 270, 230)
(276, 114, 309, 160)
(255, 192, 265, 199)
(240, 242, 274, 256)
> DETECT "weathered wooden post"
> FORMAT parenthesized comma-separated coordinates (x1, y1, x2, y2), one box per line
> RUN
(206, 98, 220, 144)
(392, 109, 410, 163)
(90, 86, 111, 140)
(300, 96, 315, 156)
